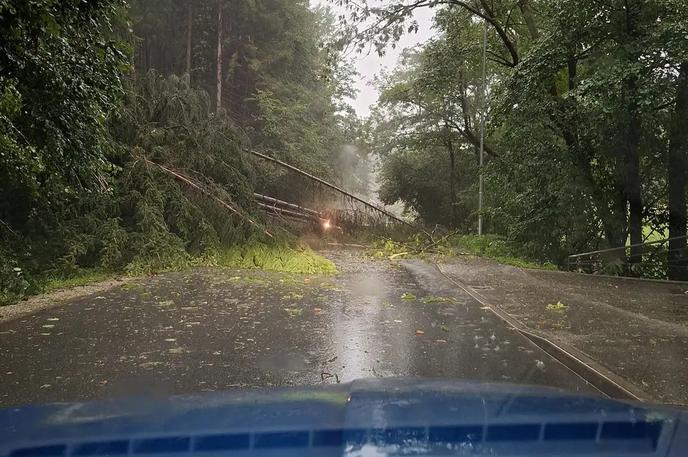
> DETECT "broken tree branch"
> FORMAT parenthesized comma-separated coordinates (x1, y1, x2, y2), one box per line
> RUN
(254, 193, 322, 218)
(250, 150, 415, 229)
(141, 156, 273, 238)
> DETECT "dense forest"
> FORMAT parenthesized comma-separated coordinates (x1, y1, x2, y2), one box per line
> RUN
(2, 0, 688, 305)
(0, 0, 354, 304)
(359, 0, 688, 278)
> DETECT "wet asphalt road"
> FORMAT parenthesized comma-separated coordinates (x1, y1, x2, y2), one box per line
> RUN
(0, 249, 596, 407)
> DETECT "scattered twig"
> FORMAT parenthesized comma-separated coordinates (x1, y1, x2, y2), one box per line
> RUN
(0, 218, 17, 237)
(417, 230, 459, 254)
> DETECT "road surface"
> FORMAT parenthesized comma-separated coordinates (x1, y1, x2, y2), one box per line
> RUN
(0, 249, 596, 407)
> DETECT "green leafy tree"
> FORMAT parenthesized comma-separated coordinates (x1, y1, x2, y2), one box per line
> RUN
(131, 0, 358, 200)
(352, 0, 688, 272)
(1, 0, 130, 300)
(0, 0, 130, 231)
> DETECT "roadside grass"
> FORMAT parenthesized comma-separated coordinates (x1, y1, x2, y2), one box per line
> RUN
(0, 268, 116, 307)
(448, 234, 558, 270)
(43, 269, 115, 291)
(368, 233, 557, 271)
(1, 239, 336, 306)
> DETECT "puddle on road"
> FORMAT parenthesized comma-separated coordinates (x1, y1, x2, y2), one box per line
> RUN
(0, 249, 597, 406)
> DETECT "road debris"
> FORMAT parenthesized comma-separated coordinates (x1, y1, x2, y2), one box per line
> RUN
(546, 301, 568, 311)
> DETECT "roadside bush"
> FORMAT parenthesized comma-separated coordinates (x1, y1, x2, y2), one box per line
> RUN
(0, 72, 336, 305)
(449, 234, 557, 270)
(0, 248, 30, 305)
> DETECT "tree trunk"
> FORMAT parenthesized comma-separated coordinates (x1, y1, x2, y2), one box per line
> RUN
(518, 0, 540, 40)
(215, 0, 222, 113)
(624, 76, 643, 269)
(145, 37, 151, 72)
(668, 63, 688, 280)
(603, 186, 629, 268)
(567, 56, 577, 93)
(186, 3, 192, 76)
(558, 98, 627, 264)
(620, 2, 644, 271)
(445, 134, 457, 225)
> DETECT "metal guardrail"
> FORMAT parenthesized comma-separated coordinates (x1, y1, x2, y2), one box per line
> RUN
(566, 235, 688, 279)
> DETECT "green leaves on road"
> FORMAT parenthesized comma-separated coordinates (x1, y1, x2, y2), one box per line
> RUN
(546, 301, 569, 312)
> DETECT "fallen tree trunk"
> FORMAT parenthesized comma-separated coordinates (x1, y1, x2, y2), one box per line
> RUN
(254, 193, 322, 217)
(257, 202, 319, 223)
(250, 150, 414, 228)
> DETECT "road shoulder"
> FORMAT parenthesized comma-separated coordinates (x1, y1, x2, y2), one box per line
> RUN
(0, 276, 135, 324)
(437, 255, 688, 406)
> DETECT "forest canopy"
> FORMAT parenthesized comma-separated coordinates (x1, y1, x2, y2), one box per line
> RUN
(357, 0, 688, 278)
(0, 0, 349, 304)
(2, 0, 688, 306)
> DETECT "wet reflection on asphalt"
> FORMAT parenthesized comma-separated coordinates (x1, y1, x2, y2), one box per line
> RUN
(0, 249, 596, 407)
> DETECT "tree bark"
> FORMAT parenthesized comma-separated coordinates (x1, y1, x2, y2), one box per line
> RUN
(186, 3, 192, 76)
(518, 0, 540, 40)
(215, 0, 222, 113)
(606, 186, 629, 266)
(668, 63, 688, 280)
(625, 97, 643, 268)
(145, 37, 151, 72)
(621, 2, 644, 269)
(444, 133, 458, 225)
(567, 56, 577, 92)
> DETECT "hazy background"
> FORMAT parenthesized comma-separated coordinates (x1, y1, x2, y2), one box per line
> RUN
(312, 1, 435, 118)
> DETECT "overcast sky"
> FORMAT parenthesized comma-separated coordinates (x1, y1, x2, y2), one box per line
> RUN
(312, 1, 436, 118)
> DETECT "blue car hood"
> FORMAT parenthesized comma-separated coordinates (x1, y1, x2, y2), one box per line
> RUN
(1, 378, 687, 456)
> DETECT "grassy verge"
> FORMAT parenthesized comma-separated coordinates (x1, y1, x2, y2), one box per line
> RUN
(1, 239, 336, 306)
(369, 233, 557, 271)
(43, 269, 116, 291)
(0, 268, 117, 307)
(449, 234, 557, 270)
